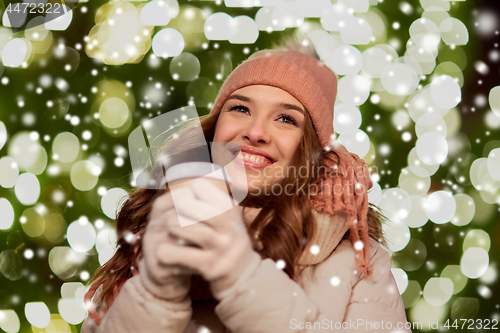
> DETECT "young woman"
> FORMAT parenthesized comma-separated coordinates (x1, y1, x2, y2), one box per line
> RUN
(82, 42, 412, 333)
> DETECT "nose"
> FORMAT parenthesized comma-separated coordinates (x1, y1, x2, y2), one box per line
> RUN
(242, 115, 270, 144)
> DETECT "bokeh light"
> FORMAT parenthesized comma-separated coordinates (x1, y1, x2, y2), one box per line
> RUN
(170, 52, 201, 81)
(337, 129, 370, 158)
(24, 302, 50, 329)
(48, 247, 81, 280)
(0, 250, 22, 281)
(43, 213, 67, 244)
(20, 207, 45, 238)
(425, 190, 457, 224)
(14, 173, 40, 205)
(463, 229, 491, 252)
(461, 247, 489, 279)
(140, 0, 172, 26)
(409, 298, 447, 331)
(327, 45, 363, 76)
(337, 75, 370, 106)
(152, 28, 184, 58)
(0, 198, 14, 230)
(430, 74, 462, 109)
(99, 98, 130, 129)
(416, 131, 449, 165)
(0, 309, 20, 333)
(67, 217, 96, 253)
(451, 193, 475, 226)
(58, 298, 86, 325)
(333, 103, 362, 135)
(0, 121, 6, 150)
(101, 188, 129, 219)
(52, 132, 80, 163)
(423, 277, 453, 306)
(1, 38, 31, 67)
(400, 195, 428, 228)
(441, 265, 468, 294)
(205, 12, 236, 40)
(391, 268, 409, 294)
(45, 5, 73, 31)
(399, 167, 430, 196)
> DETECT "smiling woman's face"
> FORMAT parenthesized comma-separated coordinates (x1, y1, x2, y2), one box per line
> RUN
(212, 85, 305, 194)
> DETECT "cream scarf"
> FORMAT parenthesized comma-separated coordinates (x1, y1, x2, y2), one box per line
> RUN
(241, 206, 350, 268)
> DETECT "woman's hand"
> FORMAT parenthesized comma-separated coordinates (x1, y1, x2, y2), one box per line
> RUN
(157, 178, 261, 300)
(139, 191, 195, 302)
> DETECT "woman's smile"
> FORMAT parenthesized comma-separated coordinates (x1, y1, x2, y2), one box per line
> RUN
(233, 151, 273, 168)
(230, 144, 277, 169)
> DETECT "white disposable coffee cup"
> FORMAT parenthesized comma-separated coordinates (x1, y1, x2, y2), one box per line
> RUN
(165, 162, 238, 227)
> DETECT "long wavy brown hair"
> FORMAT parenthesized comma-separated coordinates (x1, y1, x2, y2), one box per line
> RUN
(88, 39, 388, 310)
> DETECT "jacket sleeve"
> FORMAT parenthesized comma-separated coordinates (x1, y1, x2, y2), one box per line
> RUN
(214, 239, 412, 333)
(81, 275, 192, 333)
(343, 240, 412, 333)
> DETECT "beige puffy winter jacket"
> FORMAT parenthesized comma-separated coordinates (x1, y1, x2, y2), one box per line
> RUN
(81, 210, 412, 333)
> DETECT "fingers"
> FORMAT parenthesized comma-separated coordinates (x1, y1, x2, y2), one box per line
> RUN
(173, 197, 232, 228)
(150, 187, 195, 218)
(190, 178, 234, 207)
(156, 242, 208, 272)
(167, 223, 218, 249)
(147, 208, 178, 231)
(165, 265, 197, 276)
(152, 262, 196, 277)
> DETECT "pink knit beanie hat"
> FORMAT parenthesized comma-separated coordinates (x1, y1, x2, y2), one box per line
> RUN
(209, 49, 374, 276)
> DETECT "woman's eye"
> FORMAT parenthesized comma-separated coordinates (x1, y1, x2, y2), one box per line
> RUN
(278, 114, 298, 126)
(229, 106, 298, 127)
(230, 105, 249, 114)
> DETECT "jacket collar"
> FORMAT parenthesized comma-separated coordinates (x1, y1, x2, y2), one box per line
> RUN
(242, 206, 349, 267)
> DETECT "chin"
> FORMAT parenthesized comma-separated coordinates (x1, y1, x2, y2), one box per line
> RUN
(246, 176, 263, 193)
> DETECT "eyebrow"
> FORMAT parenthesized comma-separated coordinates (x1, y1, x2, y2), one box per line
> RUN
(226, 94, 305, 115)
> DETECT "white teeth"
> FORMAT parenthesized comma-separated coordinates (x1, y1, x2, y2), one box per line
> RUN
(239, 152, 271, 164)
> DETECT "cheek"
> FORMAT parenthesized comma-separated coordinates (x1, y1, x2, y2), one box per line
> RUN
(213, 117, 237, 142)
(213, 122, 225, 142)
(278, 135, 302, 162)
